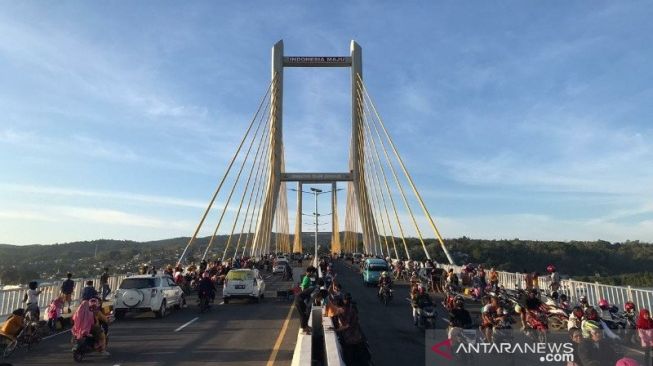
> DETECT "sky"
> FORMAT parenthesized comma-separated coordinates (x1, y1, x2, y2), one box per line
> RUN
(1, 1, 653, 245)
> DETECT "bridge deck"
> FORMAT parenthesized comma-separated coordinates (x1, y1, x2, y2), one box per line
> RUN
(8, 269, 303, 366)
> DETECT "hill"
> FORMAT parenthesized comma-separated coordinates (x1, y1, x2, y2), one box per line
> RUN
(1, 235, 652, 287)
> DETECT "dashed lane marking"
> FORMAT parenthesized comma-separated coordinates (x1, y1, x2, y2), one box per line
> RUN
(174, 317, 199, 332)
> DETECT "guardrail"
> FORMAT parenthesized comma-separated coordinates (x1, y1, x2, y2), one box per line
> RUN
(435, 263, 653, 311)
(0, 274, 128, 319)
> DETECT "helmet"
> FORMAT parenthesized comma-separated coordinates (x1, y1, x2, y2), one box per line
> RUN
(598, 299, 609, 310)
(616, 357, 642, 366)
(572, 306, 584, 319)
(579, 295, 588, 304)
(546, 264, 556, 273)
(583, 320, 601, 332)
(585, 307, 599, 321)
(514, 304, 522, 314)
(88, 298, 100, 311)
(624, 301, 636, 312)
(381, 271, 387, 277)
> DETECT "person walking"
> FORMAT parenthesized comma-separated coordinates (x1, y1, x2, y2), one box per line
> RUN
(61, 272, 75, 313)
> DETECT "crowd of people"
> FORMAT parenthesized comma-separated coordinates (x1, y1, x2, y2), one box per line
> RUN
(293, 256, 371, 365)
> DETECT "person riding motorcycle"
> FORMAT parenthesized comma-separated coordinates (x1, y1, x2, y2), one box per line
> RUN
(0, 308, 26, 342)
(449, 296, 472, 328)
(89, 298, 110, 355)
(558, 293, 570, 311)
(524, 289, 547, 331)
(72, 299, 110, 356)
(579, 295, 591, 311)
(378, 271, 392, 297)
(582, 306, 620, 340)
(409, 271, 419, 290)
(568, 306, 584, 330)
(197, 272, 216, 303)
(411, 285, 433, 326)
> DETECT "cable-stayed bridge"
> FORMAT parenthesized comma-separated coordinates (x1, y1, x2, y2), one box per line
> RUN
(2, 40, 652, 366)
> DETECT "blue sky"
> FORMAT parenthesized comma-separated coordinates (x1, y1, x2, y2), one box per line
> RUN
(1, 1, 652, 245)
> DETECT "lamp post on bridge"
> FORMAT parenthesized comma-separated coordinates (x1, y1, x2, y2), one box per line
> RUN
(310, 188, 321, 267)
(291, 186, 342, 267)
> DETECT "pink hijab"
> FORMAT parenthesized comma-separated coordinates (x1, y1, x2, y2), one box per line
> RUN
(72, 300, 95, 339)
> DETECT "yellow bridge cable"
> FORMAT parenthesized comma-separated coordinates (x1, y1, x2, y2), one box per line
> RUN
(354, 96, 383, 256)
(232, 125, 271, 259)
(220, 114, 271, 260)
(360, 76, 454, 264)
(357, 78, 430, 260)
(202, 95, 271, 260)
(357, 86, 411, 260)
(241, 144, 270, 258)
(177, 79, 273, 266)
(360, 109, 392, 259)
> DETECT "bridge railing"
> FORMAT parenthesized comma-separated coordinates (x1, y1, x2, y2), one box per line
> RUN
(433, 263, 653, 312)
(0, 274, 128, 319)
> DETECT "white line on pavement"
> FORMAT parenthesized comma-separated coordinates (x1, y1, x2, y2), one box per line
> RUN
(174, 317, 199, 332)
(41, 329, 71, 340)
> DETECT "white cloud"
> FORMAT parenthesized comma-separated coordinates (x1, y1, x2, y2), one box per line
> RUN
(0, 183, 208, 209)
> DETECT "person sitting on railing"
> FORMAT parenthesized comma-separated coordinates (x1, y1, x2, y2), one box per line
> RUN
(82, 281, 98, 301)
(489, 267, 499, 292)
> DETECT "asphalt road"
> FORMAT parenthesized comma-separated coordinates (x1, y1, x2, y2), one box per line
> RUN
(5, 269, 302, 366)
(334, 259, 648, 366)
(334, 260, 432, 366)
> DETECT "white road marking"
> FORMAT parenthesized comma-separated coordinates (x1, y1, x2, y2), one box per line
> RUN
(174, 317, 199, 332)
(41, 329, 70, 340)
(219, 301, 225, 305)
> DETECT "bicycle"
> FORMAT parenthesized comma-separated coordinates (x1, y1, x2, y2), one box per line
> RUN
(1, 317, 42, 359)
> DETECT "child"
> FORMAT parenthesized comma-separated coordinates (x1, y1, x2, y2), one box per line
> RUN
(47, 295, 64, 332)
(23, 281, 42, 320)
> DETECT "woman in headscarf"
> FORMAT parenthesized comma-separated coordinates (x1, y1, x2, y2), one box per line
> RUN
(637, 308, 653, 366)
(72, 300, 95, 341)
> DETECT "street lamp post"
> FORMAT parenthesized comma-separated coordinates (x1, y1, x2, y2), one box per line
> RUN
(290, 186, 343, 267)
(310, 188, 322, 266)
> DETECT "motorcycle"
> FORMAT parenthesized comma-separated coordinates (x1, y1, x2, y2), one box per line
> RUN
(524, 310, 548, 343)
(418, 304, 437, 329)
(447, 322, 481, 365)
(72, 324, 109, 362)
(198, 291, 211, 313)
(379, 285, 393, 306)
